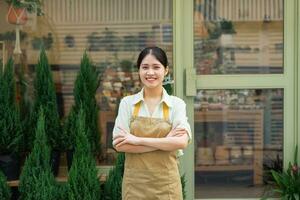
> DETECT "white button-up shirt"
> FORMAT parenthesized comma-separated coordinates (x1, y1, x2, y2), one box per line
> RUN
(112, 88, 192, 156)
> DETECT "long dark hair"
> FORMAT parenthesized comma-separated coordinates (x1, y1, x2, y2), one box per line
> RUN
(136, 47, 168, 69)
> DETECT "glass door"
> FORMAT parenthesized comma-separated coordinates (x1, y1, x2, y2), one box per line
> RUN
(174, 0, 297, 199)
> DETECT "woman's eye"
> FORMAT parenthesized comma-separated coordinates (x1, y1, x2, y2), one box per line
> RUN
(141, 66, 148, 70)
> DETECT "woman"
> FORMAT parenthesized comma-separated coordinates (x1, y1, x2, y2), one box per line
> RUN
(112, 46, 192, 200)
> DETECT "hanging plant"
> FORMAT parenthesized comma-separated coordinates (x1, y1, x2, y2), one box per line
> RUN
(64, 35, 75, 48)
(31, 33, 53, 50)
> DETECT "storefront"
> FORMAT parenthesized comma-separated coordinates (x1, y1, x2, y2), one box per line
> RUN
(0, 0, 299, 199)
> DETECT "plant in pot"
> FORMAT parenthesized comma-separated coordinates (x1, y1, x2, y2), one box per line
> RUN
(262, 146, 300, 199)
(5, 0, 44, 25)
(66, 108, 101, 200)
(0, 58, 22, 181)
(219, 18, 236, 46)
(29, 49, 62, 176)
(19, 108, 57, 200)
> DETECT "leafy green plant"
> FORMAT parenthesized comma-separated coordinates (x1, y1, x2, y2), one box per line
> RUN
(181, 174, 187, 200)
(29, 49, 62, 151)
(19, 108, 56, 200)
(0, 170, 11, 200)
(0, 58, 22, 154)
(262, 146, 300, 200)
(66, 108, 101, 200)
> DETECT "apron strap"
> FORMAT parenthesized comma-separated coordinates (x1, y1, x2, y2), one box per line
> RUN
(162, 102, 169, 121)
(132, 101, 169, 120)
(133, 101, 142, 118)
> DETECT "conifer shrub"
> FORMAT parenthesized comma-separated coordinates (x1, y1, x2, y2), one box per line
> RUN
(66, 52, 100, 154)
(102, 153, 125, 200)
(29, 49, 61, 150)
(66, 108, 101, 200)
(19, 108, 56, 200)
(0, 170, 11, 200)
(0, 58, 21, 154)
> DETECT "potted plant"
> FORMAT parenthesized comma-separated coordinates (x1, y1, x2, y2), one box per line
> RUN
(262, 146, 300, 199)
(66, 108, 101, 200)
(19, 108, 57, 200)
(5, 0, 43, 25)
(219, 18, 236, 46)
(0, 58, 22, 181)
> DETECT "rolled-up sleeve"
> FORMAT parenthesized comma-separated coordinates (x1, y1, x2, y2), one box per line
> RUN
(172, 99, 192, 143)
(112, 97, 131, 140)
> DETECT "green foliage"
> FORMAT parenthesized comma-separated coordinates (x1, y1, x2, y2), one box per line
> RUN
(0, 170, 11, 200)
(262, 146, 300, 200)
(19, 108, 56, 200)
(66, 108, 101, 200)
(66, 52, 100, 153)
(181, 174, 187, 200)
(0, 58, 22, 154)
(102, 153, 125, 200)
(5, 0, 44, 16)
(29, 49, 61, 150)
(18, 65, 33, 152)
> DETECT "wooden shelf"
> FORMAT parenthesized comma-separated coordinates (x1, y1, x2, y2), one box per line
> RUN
(196, 164, 253, 172)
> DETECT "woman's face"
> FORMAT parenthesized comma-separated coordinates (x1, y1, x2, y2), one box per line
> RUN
(139, 54, 168, 89)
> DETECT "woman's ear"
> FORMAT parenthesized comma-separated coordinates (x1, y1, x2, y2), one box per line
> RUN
(165, 66, 169, 76)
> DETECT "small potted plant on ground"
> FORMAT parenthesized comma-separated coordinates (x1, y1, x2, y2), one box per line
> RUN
(262, 146, 300, 199)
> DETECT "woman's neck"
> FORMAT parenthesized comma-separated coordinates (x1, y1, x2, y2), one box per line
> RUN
(143, 86, 163, 100)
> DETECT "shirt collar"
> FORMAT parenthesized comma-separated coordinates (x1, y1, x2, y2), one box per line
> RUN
(132, 87, 173, 108)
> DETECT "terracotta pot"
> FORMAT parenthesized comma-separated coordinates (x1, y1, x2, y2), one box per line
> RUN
(215, 145, 230, 165)
(196, 147, 214, 165)
(230, 146, 243, 164)
(7, 6, 28, 25)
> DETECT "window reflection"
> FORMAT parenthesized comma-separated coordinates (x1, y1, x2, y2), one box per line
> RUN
(0, 0, 173, 165)
(194, 89, 283, 198)
(194, 0, 284, 75)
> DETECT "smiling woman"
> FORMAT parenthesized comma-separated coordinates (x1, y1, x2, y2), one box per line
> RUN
(112, 46, 192, 200)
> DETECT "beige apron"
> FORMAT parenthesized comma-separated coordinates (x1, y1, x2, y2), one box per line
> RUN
(122, 102, 183, 200)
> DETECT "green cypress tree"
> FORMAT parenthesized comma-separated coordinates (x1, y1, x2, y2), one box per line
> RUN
(18, 64, 33, 152)
(29, 49, 61, 150)
(67, 52, 100, 154)
(0, 58, 21, 154)
(103, 153, 125, 200)
(19, 108, 56, 200)
(66, 108, 101, 200)
(0, 170, 11, 200)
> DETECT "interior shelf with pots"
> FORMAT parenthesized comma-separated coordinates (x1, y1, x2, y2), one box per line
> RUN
(194, 109, 264, 185)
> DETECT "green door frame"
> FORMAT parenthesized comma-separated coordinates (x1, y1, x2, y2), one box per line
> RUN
(173, 0, 299, 199)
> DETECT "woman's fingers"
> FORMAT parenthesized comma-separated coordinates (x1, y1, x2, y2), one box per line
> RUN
(116, 139, 128, 148)
(113, 137, 126, 146)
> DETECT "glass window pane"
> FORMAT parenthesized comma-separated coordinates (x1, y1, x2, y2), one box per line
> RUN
(194, 89, 283, 198)
(0, 0, 173, 166)
(194, 0, 284, 75)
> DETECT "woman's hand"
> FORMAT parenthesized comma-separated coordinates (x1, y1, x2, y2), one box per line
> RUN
(167, 126, 187, 138)
(113, 126, 141, 148)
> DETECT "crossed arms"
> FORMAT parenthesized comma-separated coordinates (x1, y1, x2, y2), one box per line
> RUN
(113, 126, 189, 153)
